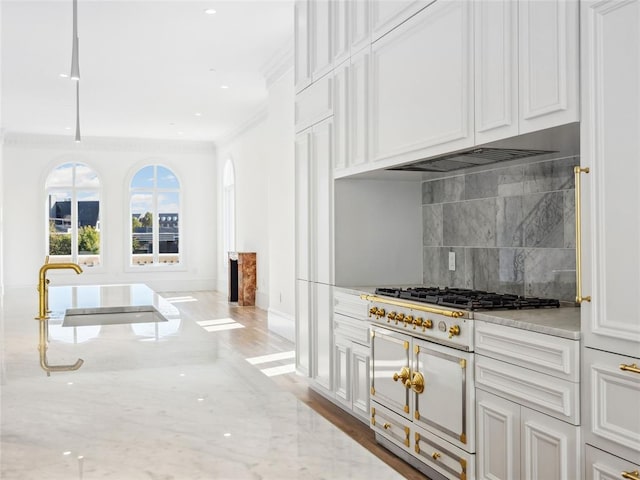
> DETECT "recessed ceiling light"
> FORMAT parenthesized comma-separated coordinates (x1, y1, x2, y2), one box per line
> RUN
(204, 8, 216, 15)
(194, 112, 202, 117)
(220, 85, 229, 89)
(178, 131, 184, 135)
(65, 126, 72, 130)
(59, 73, 69, 78)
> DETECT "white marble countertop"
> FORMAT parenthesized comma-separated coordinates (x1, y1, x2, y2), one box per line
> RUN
(48, 284, 180, 325)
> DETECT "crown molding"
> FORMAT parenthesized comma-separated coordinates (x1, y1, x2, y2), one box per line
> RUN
(261, 38, 294, 89)
(3, 132, 216, 155)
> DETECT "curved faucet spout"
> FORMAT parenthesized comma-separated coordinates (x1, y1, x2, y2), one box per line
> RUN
(37, 259, 83, 320)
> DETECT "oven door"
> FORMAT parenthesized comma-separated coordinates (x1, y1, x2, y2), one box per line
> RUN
(370, 326, 412, 419)
(411, 338, 475, 453)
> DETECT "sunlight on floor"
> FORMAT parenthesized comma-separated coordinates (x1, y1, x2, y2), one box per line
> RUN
(196, 318, 245, 332)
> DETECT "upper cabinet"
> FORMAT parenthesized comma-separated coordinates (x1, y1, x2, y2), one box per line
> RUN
(370, 0, 474, 165)
(518, 0, 580, 133)
(351, 0, 371, 55)
(580, 0, 640, 358)
(333, 0, 350, 66)
(371, 0, 433, 41)
(295, 0, 312, 93)
(475, 0, 580, 143)
(311, 0, 333, 81)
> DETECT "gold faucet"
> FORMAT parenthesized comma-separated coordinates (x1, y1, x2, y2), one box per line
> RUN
(35, 257, 84, 376)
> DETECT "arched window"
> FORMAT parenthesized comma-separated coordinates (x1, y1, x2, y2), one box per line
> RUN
(130, 165, 181, 266)
(45, 162, 101, 267)
(222, 158, 236, 260)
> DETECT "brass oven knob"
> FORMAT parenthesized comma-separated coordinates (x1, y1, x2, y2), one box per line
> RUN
(407, 372, 425, 394)
(448, 325, 461, 338)
(423, 319, 433, 330)
(387, 311, 396, 323)
(393, 366, 410, 384)
(404, 315, 413, 327)
(376, 308, 385, 318)
(369, 307, 377, 317)
(413, 317, 423, 329)
(395, 313, 405, 325)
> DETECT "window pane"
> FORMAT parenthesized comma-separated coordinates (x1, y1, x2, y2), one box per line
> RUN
(158, 192, 179, 257)
(131, 165, 154, 189)
(157, 166, 179, 189)
(75, 164, 99, 188)
(77, 191, 100, 264)
(131, 193, 154, 264)
(46, 163, 73, 188)
(48, 192, 72, 256)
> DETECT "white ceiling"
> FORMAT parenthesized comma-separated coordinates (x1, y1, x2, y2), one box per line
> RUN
(1, 0, 294, 143)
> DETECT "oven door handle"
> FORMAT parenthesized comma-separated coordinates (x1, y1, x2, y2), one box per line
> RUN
(407, 371, 425, 394)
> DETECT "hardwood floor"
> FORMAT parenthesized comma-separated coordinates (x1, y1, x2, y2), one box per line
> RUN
(165, 290, 429, 480)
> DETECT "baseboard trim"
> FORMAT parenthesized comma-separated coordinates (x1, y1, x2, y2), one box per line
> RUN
(267, 308, 295, 342)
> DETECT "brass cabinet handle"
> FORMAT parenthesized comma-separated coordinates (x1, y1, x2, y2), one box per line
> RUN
(622, 470, 640, 480)
(432, 452, 441, 460)
(620, 364, 640, 374)
(574, 166, 591, 303)
(393, 366, 411, 384)
(383, 422, 391, 430)
(408, 372, 425, 394)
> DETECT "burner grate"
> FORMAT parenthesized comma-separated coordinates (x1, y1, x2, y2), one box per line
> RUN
(375, 286, 560, 311)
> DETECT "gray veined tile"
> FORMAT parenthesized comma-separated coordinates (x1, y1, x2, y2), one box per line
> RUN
(523, 157, 578, 194)
(464, 248, 499, 292)
(423, 247, 444, 285)
(524, 248, 576, 302)
(497, 196, 524, 247)
(497, 165, 525, 197)
(443, 199, 497, 247)
(465, 170, 499, 200)
(439, 247, 467, 288)
(564, 190, 576, 248)
(422, 204, 443, 246)
(421, 176, 464, 204)
(523, 192, 565, 248)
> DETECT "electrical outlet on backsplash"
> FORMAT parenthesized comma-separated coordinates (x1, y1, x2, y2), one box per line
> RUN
(421, 155, 579, 302)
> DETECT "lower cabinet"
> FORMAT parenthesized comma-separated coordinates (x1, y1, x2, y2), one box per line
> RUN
(585, 444, 640, 480)
(476, 389, 580, 480)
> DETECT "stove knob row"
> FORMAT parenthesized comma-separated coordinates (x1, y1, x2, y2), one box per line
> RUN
(369, 307, 386, 319)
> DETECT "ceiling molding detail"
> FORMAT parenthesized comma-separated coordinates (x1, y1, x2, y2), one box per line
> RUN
(215, 106, 269, 148)
(3, 132, 216, 155)
(261, 38, 294, 89)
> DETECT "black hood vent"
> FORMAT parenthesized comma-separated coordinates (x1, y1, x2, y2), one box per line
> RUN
(388, 147, 557, 172)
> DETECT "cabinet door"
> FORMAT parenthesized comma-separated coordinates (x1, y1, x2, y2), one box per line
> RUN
(312, 282, 333, 391)
(371, 0, 474, 166)
(333, 0, 350, 66)
(295, 131, 311, 282)
(518, 0, 579, 133)
(351, 341, 370, 422)
(334, 334, 351, 406)
(311, 0, 333, 81)
(476, 390, 521, 480)
(349, 47, 370, 167)
(581, 0, 640, 358)
(296, 279, 311, 376)
(585, 444, 640, 480)
(310, 118, 334, 285)
(583, 347, 640, 464)
(474, 0, 519, 144)
(333, 60, 349, 171)
(350, 0, 370, 55)
(521, 407, 580, 480)
(295, 0, 311, 93)
(371, 0, 431, 41)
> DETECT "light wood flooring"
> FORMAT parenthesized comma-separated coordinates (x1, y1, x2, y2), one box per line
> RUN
(165, 290, 429, 480)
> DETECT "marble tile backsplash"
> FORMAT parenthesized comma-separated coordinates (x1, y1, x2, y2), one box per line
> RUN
(422, 156, 578, 302)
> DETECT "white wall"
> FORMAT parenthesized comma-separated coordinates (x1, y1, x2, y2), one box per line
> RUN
(2, 135, 217, 294)
(216, 67, 295, 339)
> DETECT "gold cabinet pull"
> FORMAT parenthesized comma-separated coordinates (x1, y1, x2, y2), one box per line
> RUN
(574, 166, 591, 303)
(432, 452, 441, 460)
(620, 364, 640, 374)
(393, 366, 411, 384)
(383, 422, 391, 430)
(408, 372, 425, 394)
(622, 470, 640, 480)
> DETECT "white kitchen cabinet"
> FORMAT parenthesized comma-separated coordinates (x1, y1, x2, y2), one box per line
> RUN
(310, 0, 333, 81)
(312, 281, 333, 391)
(518, 0, 579, 134)
(580, 0, 640, 359)
(348, 46, 370, 168)
(474, 0, 519, 144)
(583, 347, 640, 466)
(585, 444, 640, 480)
(371, 0, 432, 41)
(296, 279, 311, 376)
(476, 389, 580, 480)
(370, 0, 474, 167)
(295, 131, 310, 282)
(333, 0, 350, 66)
(334, 329, 371, 423)
(295, 73, 333, 133)
(350, 0, 370, 55)
(309, 117, 334, 285)
(333, 60, 349, 171)
(295, 0, 311, 93)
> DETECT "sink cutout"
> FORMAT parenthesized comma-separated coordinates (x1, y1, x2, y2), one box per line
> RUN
(62, 309, 168, 327)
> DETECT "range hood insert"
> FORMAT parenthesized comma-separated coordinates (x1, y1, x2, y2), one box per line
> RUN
(388, 147, 557, 173)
